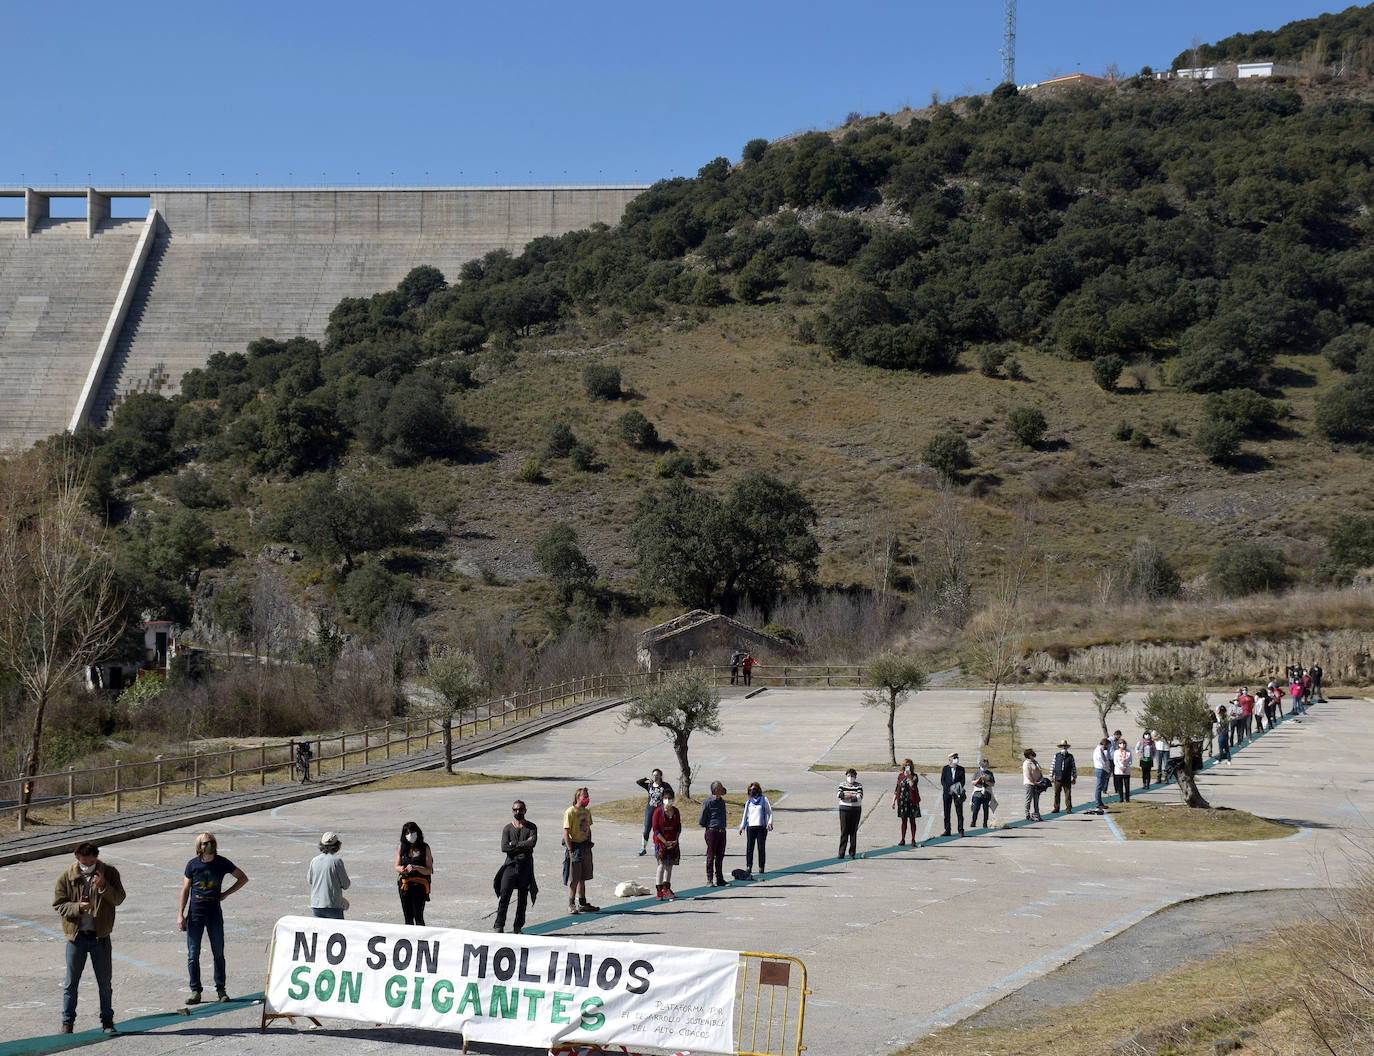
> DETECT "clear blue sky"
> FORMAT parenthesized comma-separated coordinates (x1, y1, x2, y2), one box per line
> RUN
(1, 0, 1345, 189)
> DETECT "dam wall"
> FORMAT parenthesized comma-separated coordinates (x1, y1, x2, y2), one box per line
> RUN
(0, 186, 644, 449)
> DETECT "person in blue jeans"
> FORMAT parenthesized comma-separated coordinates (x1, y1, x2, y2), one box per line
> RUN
(1215, 708, 1232, 764)
(178, 833, 249, 1004)
(1091, 738, 1111, 814)
(53, 842, 126, 1035)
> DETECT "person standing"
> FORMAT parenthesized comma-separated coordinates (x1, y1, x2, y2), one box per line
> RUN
(1022, 748, 1045, 821)
(652, 792, 683, 899)
(729, 650, 742, 686)
(970, 761, 996, 828)
(1091, 737, 1111, 814)
(1050, 740, 1076, 813)
(891, 759, 921, 845)
(741, 654, 758, 686)
(1136, 732, 1155, 789)
(1113, 739, 1133, 802)
(836, 768, 863, 858)
(178, 832, 248, 1004)
(494, 801, 537, 934)
(395, 822, 433, 926)
(1311, 661, 1325, 702)
(738, 781, 774, 875)
(1153, 732, 1172, 785)
(699, 781, 730, 884)
(1290, 675, 1307, 717)
(939, 753, 966, 837)
(1215, 708, 1232, 764)
(308, 832, 350, 918)
(636, 769, 673, 856)
(563, 787, 599, 914)
(54, 842, 126, 1035)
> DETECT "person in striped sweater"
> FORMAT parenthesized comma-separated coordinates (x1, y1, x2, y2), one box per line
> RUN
(837, 769, 863, 859)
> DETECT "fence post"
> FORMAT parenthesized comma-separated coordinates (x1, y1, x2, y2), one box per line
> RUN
(229, 750, 236, 792)
(260, 745, 266, 786)
(156, 756, 164, 805)
(363, 726, 370, 765)
(194, 751, 202, 798)
(114, 760, 122, 813)
(339, 734, 346, 772)
(69, 766, 77, 821)
(386, 722, 393, 760)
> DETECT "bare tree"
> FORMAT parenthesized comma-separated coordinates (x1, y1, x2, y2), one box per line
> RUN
(925, 483, 974, 627)
(0, 453, 121, 814)
(620, 669, 721, 798)
(862, 654, 927, 766)
(970, 507, 1036, 746)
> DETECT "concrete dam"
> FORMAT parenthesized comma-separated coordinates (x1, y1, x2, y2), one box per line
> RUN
(0, 186, 644, 451)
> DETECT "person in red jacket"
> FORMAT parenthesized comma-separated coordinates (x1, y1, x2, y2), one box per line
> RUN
(740, 654, 758, 686)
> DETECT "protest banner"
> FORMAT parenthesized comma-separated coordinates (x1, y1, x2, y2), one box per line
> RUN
(264, 916, 738, 1053)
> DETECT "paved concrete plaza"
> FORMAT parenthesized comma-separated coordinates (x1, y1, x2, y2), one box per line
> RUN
(0, 686, 1367, 1055)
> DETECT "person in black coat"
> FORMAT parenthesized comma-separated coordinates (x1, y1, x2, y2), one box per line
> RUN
(940, 753, 967, 837)
(494, 801, 537, 934)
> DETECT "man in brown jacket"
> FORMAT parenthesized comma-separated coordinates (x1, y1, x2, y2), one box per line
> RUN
(53, 842, 126, 1034)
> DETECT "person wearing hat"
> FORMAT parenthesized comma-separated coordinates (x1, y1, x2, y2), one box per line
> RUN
(1051, 739, 1077, 813)
(308, 832, 350, 919)
(939, 753, 966, 837)
(836, 769, 863, 858)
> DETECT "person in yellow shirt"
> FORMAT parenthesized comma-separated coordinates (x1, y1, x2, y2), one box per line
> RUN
(562, 787, 599, 914)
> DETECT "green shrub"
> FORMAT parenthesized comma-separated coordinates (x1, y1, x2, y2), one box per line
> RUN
(1203, 388, 1278, 437)
(339, 563, 413, 628)
(924, 432, 972, 480)
(1315, 374, 1374, 442)
(542, 421, 578, 458)
(1092, 353, 1125, 392)
(1129, 428, 1152, 448)
(616, 409, 659, 449)
(653, 455, 696, 478)
(582, 364, 622, 400)
(569, 443, 597, 471)
(1209, 541, 1291, 597)
(1113, 420, 1134, 442)
(1194, 418, 1242, 463)
(1003, 356, 1025, 380)
(691, 274, 729, 307)
(518, 458, 544, 483)
(1007, 406, 1047, 447)
(976, 344, 1009, 378)
(1322, 326, 1374, 373)
(1327, 514, 1374, 569)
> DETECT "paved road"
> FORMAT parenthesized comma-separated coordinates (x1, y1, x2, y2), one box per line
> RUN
(0, 687, 1366, 1056)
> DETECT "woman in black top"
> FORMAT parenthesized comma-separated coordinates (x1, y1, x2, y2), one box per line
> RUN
(395, 821, 434, 926)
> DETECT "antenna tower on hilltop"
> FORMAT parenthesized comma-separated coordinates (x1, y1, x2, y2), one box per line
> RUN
(1001, 0, 1017, 86)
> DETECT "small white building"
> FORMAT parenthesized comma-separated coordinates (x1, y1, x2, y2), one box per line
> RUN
(1171, 61, 1301, 81)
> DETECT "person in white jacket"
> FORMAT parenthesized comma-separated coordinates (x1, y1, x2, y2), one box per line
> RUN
(1091, 738, 1111, 814)
(738, 781, 774, 875)
(1113, 741, 1134, 803)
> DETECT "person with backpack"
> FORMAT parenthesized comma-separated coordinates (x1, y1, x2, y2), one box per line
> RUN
(1050, 739, 1076, 813)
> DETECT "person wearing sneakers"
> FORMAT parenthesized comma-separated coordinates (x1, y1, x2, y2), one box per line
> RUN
(739, 781, 774, 875)
(1136, 731, 1156, 788)
(699, 781, 730, 885)
(837, 768, 864, 857)
(652, 792, 683, 899)
(1050, 739, 1076, 813)
(1153, 732, 1172, 784)
(177, 832, 248, 1005)
(562, 787, 599, 914)
(54, 842, 126, 1035)
(494, 800, 537, 934)
(636, 770, 673, 857)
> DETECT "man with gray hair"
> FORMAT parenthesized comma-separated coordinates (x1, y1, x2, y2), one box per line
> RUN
(307, 832, 350, 918)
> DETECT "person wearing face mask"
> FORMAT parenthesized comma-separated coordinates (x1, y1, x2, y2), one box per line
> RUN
(738, 781, 774, 875)
(562, 787, 599, 914)
(177, 832, 248, 1004)
(939, 753, 967, 837)
(636, 769, 674, 856)
(836, 769, 863, 859)
(395, 822, 434, 926)
(53, 842, 126, 1035)
(700, 781, 730, 884)
(652, 792, 683, 899)
(494, 801, 537, 933)
(890, 759, 921, 845)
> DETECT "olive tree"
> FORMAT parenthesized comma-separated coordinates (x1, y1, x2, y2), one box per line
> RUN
(1092, 677, 1129, 739)
(620, 669, 721, 798)
(419, 646, 486, 773)
(1138, 684, 1213, 807)
(862, 654, 927, 766)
